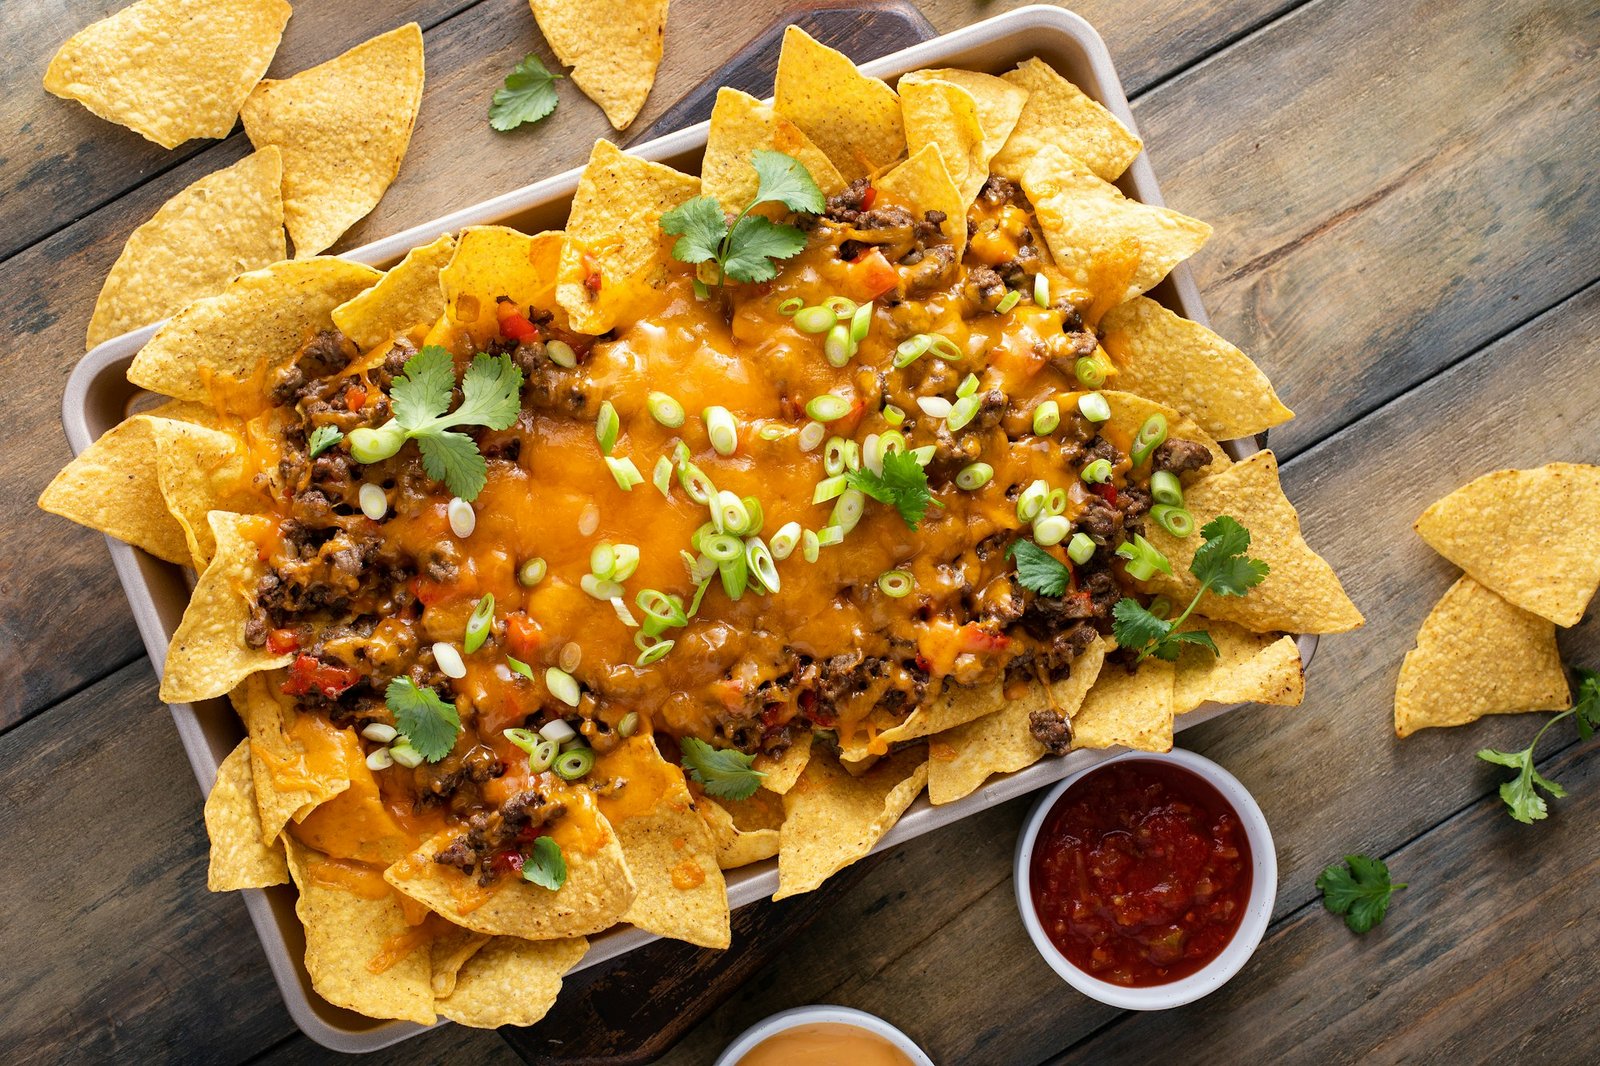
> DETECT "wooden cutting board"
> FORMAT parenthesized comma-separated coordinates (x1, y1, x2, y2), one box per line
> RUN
(497, 5, 934, 1063)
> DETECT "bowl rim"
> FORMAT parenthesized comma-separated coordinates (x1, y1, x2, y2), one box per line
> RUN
(710, 1004, 936, 1066)
(1011, 748, 1277, 1010)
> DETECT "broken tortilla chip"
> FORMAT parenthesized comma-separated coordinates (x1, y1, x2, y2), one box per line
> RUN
(1099, 296, 1293, 441)
(756, 731, 812, 795)
(774, 26, 904, 182)
(1143, 450, 1365, 635)
(839, 676, 1004, 763)
(146, 417, 262, 567)
(1072, 656, 1175, 752)
(206, 739, 290, 891)
(88, 148, 286, 349)
(531, 0, 667, 131)
(991, 57, 1142, 183)
(702, 87, 846, 215)
(1394, 576, 1571, 737)
(437, 935, 588, 1028)
(230, 673, 353, 842)
(241, 24, 425, 257)
(698, 789, 784, 870)
(903, 68, 1028, 201)
(440, 226, 566, 345)
(428, 925, 490, 1000)
(774, 745, 927, 900)
(896, 74, 987, 207)
(331, 233, 456, 351)
(39, 414, 192, 565)
(45, 0, 290, 149)
(873, 143, 968, 261)
(1171, 622, 1304, 716)
(1413, 463, 1600, 627)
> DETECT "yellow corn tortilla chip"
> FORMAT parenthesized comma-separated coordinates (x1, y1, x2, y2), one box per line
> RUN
(88, 148, 286, 350)
(903, 68, 1028, 193)
(160, 512, 294, 703)
(437, 935, 588, 1029)
(206, 739, 290, 891)
(556, 140, 700, 335)
(756, 731, 812, 794)
(531, 0, 667, 131)
(896, 74, 987, 207)
(1413, 463, 1600, 627)
(282, 838, 436, 1025)
(702, 87, 846, 216)
(44, 0, 290, 149)
(440, 226, 566, 345)
(839, 676, 1004, 763)
(1098, 391, 1230, 482)
(128, 257, 382, 404)
(241, 24, 425, 257)
(39, 414, 191, 564)
(146, 417, 262, 567)
(1143, 450, 1365, 635)
(429, 926, 490, 999)
(1099, 296, 1293, 441)
(1072, 656, 1175, 752)
(1394, 576, 1571, 738)
(991, 57, 1142, 183)
(1171, 622, 1304, 715)
(928, 637, 1108, 805)
(1021, 146, 1210, 308)
(230, 672, 353, 842)
(774, 26, 904, 182)
(331, 233, 456, 351)
(774, 745, 927, 900)
(698, 790, 784, 869)
(873, 143, 968, 261)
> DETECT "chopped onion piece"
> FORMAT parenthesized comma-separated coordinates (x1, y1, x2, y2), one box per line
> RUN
(877, 570, 913, 598)
(595, 400, 620, 454)
(1033, 514, 1071, 546)
(365, 748, 394, 771)
(361, 723, 398, 744)
(1033, 399, 1061, 435)
(518, 557, 547, 586)
(388, 743, 424, 769)
(540, 716, 578, 742)
(578, 502, 600, 536)
(1067, 532, 1096, 565)
(604, 455, 643, 490)
(770, 521, 802, 560)
(917, 396, 953, 419)
(805, 394, 851, 422)
(546, 340, 578, 368)
(798, 421, 826, 452)
(955, 462, 993, 491)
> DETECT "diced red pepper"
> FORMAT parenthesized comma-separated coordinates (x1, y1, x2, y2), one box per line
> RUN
(495, 299, 541, 344)
(850, 247, 899, 300)
(281, 655, 359, 700)
(343, 385, 367, 412)
(504, 613, 543, 660)
(1093, 483, 1118, 505)
(957, 623, 1011, 654)
(582, 252, 603, 294)
(490, 849, 524, 876)
(266, 628, 301, 656)
(860, 185, 877, 210)
(409, 576, 452, 607)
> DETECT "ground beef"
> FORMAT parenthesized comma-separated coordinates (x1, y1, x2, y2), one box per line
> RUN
(1075, 496, 1123, 542)
(269, 330, 356, 406)
(903, 243, 957, 297)
(433, 787, 564, 886)
(1028, 709, 1073, 755)
(978, 174, 1023, 207)
(1038, 621, 1099, 676)
(1020, 590, 1099, 640)
(1044, 328, 1100, 376)
(1153, 439, 1213, 476)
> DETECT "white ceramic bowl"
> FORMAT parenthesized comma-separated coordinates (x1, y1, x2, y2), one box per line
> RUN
(1013, 748, 1276, 1010)
(712, 1005, 935, 1066)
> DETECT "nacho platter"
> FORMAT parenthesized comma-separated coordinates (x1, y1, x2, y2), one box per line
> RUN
(59, 8, 1326, 1052)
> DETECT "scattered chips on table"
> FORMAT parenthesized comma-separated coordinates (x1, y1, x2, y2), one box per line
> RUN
(531, 0, 669, 131)
(775, 26, 905, 181)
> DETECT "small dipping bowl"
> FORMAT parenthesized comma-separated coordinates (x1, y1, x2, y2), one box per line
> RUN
(1013, 748, 1276, 1010)
(713, 1005, 935, 1066)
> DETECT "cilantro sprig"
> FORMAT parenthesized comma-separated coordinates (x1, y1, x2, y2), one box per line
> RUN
(384, 676, 462, 763)
(680, 736, 765, 800)
(490, 54, 561, 132)
(1111, 515, 1269, 662)
(1316, 854, 1405, 934)
(660, 150, 823, 289)
(846, 450, 940, 529)
(521, 836, 568, 890)
(1007, 539, 1071, 597)
(1477, 668, 1599, 824)
(307, 425, 343, 459)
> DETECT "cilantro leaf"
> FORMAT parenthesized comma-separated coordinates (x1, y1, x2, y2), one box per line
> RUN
(385, 677, 461, 763)
(307, 425, 343, 458)
(1112, 515, 1269, 662)
(390, 345, 457, 429)
(721, 215, 809, 283)
(1007, 539, 1072, 597)
(1168, 629, 1219, 656)
(845, 450, 938, 529)
(660, 196, 728, 265)
(1478, 745, 1568, 824)
(1572, 667, 1599, 741)
(751, 149, 825, 214)
(680, 736, 765, 800)
(453, 354, 524, 431)
(1316, 854, 1405, 934)
(521, 835, 568, 890)
(489, 53, 561, 132)
(1191, 515, 1269, 595)
(1112, 597, 1170, 656)
(418, 432, 488, 502)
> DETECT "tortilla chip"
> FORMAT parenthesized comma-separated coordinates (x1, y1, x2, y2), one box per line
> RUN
(774, 26, 904, 182)
(160, 512, 294, 703)
(1171, 622, 1304, 715)
(1395, 576, 1571, 737)
(774, 745, 927, 900)
(896, 75, 987, 207)
(699, 790, 784, 869)
(146, 417, 262, 567)
(88, 148, 286, 350)
(1072, 657, 1175, 752)
(1099, 391, 1230, 481)
(756, 731, 812, 794)
(1142, 450, 1365, 635)
(1413, 463, 1600, 627)
(874, 143, 968, 261)
(44, 0, 290, 149)
(991, 57, 1142, 183)
(929, 637, 1108, 805)
(331, 233, 456, 351)
(292, 740, 420, 867)
(128, 257, 381, 403)
(429, 926, 491, 999)
(702, 88, 846, 216)
(230, 673, 353, 841)
(206, 740, 290, 891)
(440, 226, 566, 345)
(282, 838, 436, 1025)
(903, 68, 1028, 201)
(437, 935, 588, 1029)
(840, 676, 1004, 763)
(241, 24, 425, 257)
(1099, 296, 1293, 440)
(1020, 146, 1209, 308)
(39, 414, 191, 564)
(531, 0, 667, 131)
(556, 140, 699, 335)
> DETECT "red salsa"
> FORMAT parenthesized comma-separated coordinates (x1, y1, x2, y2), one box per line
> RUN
(1029, 759, 1252, 987)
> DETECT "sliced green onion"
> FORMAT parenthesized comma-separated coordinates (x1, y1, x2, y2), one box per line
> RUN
(1045, 487, 1069, 516)
(947, 394, 982, 432)
(1148, 595, 1174, 620)
(347, 422, 407, 464)
(996, 289, 1022, 314)
(1074, 356, 1108, 389)
(596, 401, 620, 454)
(802, 529, 821, 562)
(927, 334, 963, 361)
(605, 455, 643, 490)
(590, 542, 616, 578)
(861, 433, 885, 476)
(358, 483, 387, 521)
(1150, 504, 1196, 538)
(798, 421, 826, 452)
(770, 521, 802, 560)
(688, 575, 713, 615)
(554, 747, 595, 781)
(703, 406, 738, 455)
(1067, 532, 1096, 565)
(1033, 514, 1071, 546)
(877, 570, 913, 598)
(546, 339, 578, 368)
(610, 596, 639, 627)
(822, 295, 858, 317)
(1033, 399, 1061, 435)
(652, 455, 674, 497)
(816, 525, 844, 547)
(702, 532, 742, 564)
(1150, 470, 1184, 507)
(366, 748, 394, 771)
(506, 655, 535, 681)
(742, 495, 765, 535)
(955, 462, 993, 490)
(1115, 534, 1174, 581)
(910, 445, 936, 466)
(389, 742, 424, 769)
(878, 430, 906, 458)
(842, 440, 861, 471)
(635, 639, 675, 667)
(580, 574, 623, 600)
(813, 474, 848, 504)
(464, 593, 495, 654)
(893, 334, 931, 369)
(850, 302, 873, 343)
(618, 712, 640, 737)
(545, 667, 582, 707)
(1017, 480, 1049, 522)
(883, 404, 905, 426)
(824, 323, 853, 367)
(518, 557, 547, 587)
(806, 394, 851, 422)
(747, 537, 780, 594)
(824, 436, 849, 476)
(829, 489, 865, 535)
(448, 496, 476, 538)
(503, 727, 539, 757)
(777, 297, 804, 316)
(793, 305, 837, 334)
(540, 718, 577, 744)
(918, 396, 953, 419)
(678, 461, 716, 504)
(1034, 272, 1050, 307)
(957, 373, 980, 399)
(715, 490, 752, 535)
(1081, 458, 1113, 484)
(719, 552, 749, 599)
(673, 439, 691, 465)
(1077, 392, 1111, 423)
(1131, 413, 1169, 467)
(636, 589, 688, 628)
(362, 722, 399, 743)
(433, 641, 466, 679)
(758, 423, 791, 441)
(610, 543, 640, 581)
(647, 391, 686, 428)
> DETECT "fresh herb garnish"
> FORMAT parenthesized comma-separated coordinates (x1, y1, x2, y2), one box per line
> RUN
(384, 676, 462, 763)
(845, 450, 939, 529)
(1007, 539, 1071, 597)
(1111, 515, 1269, 662)
(1316, 854, 1405, 934)
(1477, 668, 1599, 823)
(307, 425, 343, 458)
(660, 150, 823, 289)
(489, 53, 562, 131)
(680, 736, 765, 800)
(521, 835, 568, 890)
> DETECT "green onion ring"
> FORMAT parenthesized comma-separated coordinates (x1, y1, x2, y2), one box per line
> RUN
(996, 289, 1022, 314)
(806, 394, 852, 422)
(824, 436, 849, 476)
(1150, 470, 1184, 507)
(517, 557, 547, 587)
(746, 537, 780, 594)
(1080, 458, 1114, 484)
(955, 462, 993, 491)
(1073, 356, 1107, 389)
(1150, 504, 1196, 538)
(777, 297, 804, 316)
(793, 305, 837, 334)
(1067, 532, 1096, 565)
(554, 747, 595, 781)
(1033, 399, 1061, 436)
(877, 570, 914, 598)
(702, 532, 742, 563)
(464, 593, 495, 654)
(1131, 413, 1169, 467)
(596, 400, 620, 454)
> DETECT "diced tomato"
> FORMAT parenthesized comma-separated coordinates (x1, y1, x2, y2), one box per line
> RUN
(711, 677, 745, 710)
(266, 628, 301, 655)
(915, 653, 932, 673)
(504, 613, 543, 660)
(859, 185, 877, 210)
(281, 655, 359, 700)
(409, 576, 452, 607)
(957, 623, 1011, 654)
(582, 252, 603, 294)
(1093, 483, 1118, 505)
(495, 299, 541, 344)
(490, 849, 524, 876)
(849, 247, 899, 300)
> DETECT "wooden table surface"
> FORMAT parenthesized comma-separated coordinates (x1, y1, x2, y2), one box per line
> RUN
(4, 0, 1598, 1062)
